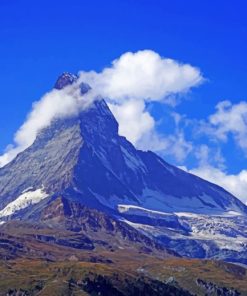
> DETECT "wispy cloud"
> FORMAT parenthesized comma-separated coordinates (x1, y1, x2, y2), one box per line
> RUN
(182, 100, 247, 204)
(184, 165, 247, 205)
(199, 100, 247, 154)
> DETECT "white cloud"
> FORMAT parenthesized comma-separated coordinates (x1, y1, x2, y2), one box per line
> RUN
(200, 100, 247, 154)
(0, 50, 203, 167)
(186, 166, 247, 205)
(108, 100, 155, 144)
(109, 102, 192, 162)
(136, 129, 193, 162)
(177, 100, 247, 205)
(79, 50, 202, 103)
(79, 50, 203, 150)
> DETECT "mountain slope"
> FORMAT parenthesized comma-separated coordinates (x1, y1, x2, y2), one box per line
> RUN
(0, 257, 245, 296)
(0, 73, 247, 263)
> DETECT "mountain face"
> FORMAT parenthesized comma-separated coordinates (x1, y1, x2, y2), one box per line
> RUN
(0, 73, 247, 264)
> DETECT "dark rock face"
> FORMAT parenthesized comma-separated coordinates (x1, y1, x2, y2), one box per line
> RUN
(79, 274, 193, 296)
(39, 197, 175, 256)
(54, 72, 78, 89)
(34, 233, 94, 250)
(196, 278, 241, 296)
(54, 72, 91, 94)
(7, 289, 31, 296)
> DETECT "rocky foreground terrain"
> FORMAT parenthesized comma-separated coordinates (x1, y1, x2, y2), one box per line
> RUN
(0, 218, 246, 295)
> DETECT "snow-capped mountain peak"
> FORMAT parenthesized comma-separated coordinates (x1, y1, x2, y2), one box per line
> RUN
(0, 73, 247, 263)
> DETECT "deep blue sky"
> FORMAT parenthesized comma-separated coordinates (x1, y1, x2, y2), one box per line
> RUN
(0, 0, 246, 173)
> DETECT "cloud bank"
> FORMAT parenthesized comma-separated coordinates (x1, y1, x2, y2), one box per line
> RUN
(0, 50, 202, 167)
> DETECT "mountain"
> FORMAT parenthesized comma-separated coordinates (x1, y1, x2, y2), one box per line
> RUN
(0, 72, 247, 267)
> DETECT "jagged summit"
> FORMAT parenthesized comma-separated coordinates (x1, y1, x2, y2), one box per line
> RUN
(0, 73, 247, 263)
(54, 72, 91, 95)
(54, 72, 78, 89)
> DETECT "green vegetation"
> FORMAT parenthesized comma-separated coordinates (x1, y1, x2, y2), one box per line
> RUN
(0, 254, 246, 295)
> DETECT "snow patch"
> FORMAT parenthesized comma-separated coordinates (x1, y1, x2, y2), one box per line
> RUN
(118, 204, 177, 221)
(157, 158, 175, 175)
(120, 146, 147, 173)
(0, 187, 49, 218)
